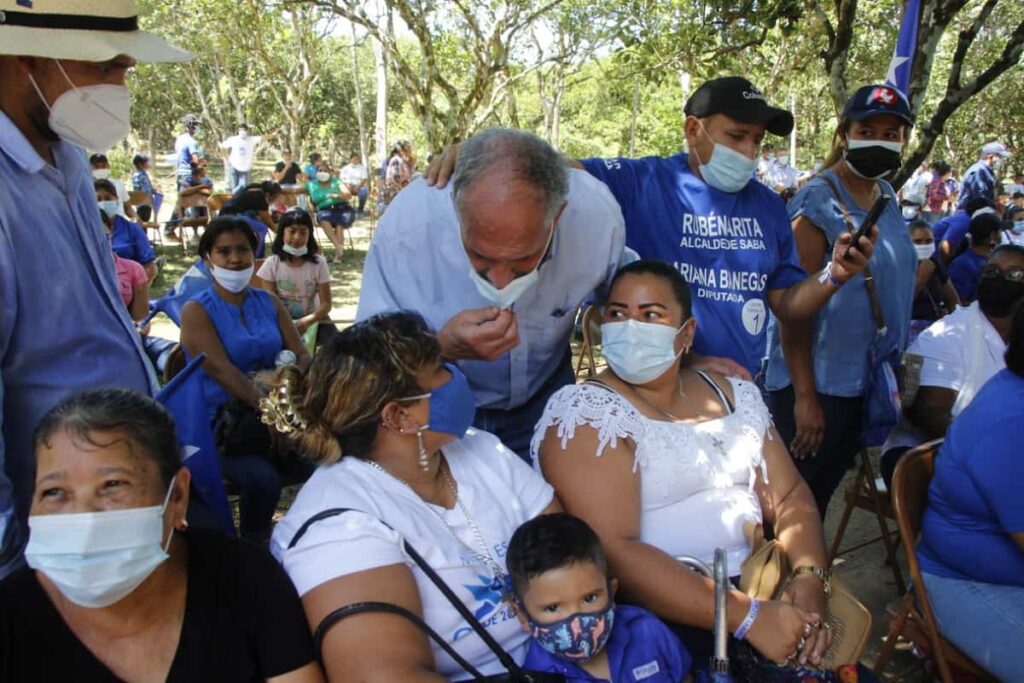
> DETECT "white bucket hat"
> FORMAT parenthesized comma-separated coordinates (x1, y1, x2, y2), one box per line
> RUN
(0, 0, 191, 63)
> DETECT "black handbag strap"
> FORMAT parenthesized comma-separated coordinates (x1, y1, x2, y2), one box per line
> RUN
(819, 174, 889, 333)
(289, 507, 525, 676)
(315, 601, 487, 680)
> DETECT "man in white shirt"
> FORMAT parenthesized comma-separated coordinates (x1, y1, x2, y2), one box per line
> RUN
(339, 153, 369, 215)
(763, 153, 800, 193)
(219, 123, 267, 193)
(357, 128, 626, 462)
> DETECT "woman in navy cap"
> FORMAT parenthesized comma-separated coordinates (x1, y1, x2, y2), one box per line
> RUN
(764, 84, 918, 517)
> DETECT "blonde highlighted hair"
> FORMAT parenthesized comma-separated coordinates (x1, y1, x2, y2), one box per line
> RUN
(261, 312, 441, 464)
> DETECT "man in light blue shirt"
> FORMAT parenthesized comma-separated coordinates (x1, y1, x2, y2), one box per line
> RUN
(0, 1, 188, 577)
(358, 128, 626, 461)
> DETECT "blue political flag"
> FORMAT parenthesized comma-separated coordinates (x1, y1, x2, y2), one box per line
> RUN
(156, 353, 235, 535)
(885, 0, 921, 95)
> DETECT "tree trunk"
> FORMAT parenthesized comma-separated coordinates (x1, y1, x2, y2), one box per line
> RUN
(629, 81, 640, 157)
(372, 9, 389, 171)
(350, 21, 369, 165)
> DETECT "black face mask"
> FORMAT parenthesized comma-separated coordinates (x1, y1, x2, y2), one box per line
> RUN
(977, 275, 1024, 318)
(844, 144, 902, 179)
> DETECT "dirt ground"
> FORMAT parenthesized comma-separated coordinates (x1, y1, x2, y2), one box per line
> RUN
(147, 175, 928, 680)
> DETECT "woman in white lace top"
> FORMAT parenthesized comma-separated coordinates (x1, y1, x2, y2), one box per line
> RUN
(531, 260, 831, 669)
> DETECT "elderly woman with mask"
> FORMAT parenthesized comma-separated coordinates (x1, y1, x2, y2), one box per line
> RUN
(0, 388, 323, 682)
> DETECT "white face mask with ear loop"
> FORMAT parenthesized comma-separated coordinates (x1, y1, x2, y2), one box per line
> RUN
(26, 60, 132, 153)
(464, 221, 556, 309)
(24, 479, 177, 609)
(692, 120, 758, 194)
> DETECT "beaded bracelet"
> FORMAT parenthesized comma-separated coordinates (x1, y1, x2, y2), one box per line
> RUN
(733, 597, 761, 641)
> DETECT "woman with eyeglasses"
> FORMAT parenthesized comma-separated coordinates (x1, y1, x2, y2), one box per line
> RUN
(916, 302, 1024, 682)
(0, 389, 323, 683)
(880, 245, 1024, 488)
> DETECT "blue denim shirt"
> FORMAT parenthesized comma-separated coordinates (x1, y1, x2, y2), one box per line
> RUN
(765, 170, 917, 397)
(0, 112, 156, 577)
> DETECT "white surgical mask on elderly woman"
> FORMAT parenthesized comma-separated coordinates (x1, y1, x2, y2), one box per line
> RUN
(24, 481, 175, 608)
(601, 319, 687, 385)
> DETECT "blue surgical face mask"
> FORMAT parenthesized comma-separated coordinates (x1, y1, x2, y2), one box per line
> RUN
(693, 120, 757, 193)
(601, 318, 688, 385)
(98, 200, 120, 218)
(402, 363, 476, 438)
(521, 600, 615, 663)
(1012, 221, 1024, 235)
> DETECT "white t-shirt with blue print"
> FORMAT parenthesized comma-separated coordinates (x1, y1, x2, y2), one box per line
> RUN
(271, 428, 554, 680)
(581, 152, 806, 375)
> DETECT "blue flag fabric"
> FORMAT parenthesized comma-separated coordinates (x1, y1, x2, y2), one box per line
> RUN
(885, 0, 921, 95)
(144, 259, 211, 328)
(155, 353, 235, 535)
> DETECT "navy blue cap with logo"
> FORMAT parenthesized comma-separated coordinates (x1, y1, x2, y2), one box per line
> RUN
(842, 84, 914, 126)
(684, 76, 794, 137)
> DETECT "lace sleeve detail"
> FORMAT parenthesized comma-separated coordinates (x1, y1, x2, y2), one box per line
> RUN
(729, 377, 774, 487)
(529, 383, 646, 470)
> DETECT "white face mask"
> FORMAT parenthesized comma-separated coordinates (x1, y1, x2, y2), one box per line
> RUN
(316, 172, 331, 183)
(777, 155, 790, 167)
(27, 61, 131, 153)
(282, 244, 308, 257)
(601, 319, 687, 385)
(98, 200, 120, 218)
(902, 206, 920, 220)
(24, 481, 175, 608)
(914, 242, 935, 261)
(465, 225, 555, 309)
(238, 130, 249, 139)
(91, 168, 111, 180)
(210, 264, 254, 293)
(694, 121, 757, 194)
(1013, 221, 1024, 235)
(813, 161, 824, 171)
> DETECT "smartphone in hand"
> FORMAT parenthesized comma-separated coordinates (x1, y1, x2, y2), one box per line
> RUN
(844, 195, 890, 259)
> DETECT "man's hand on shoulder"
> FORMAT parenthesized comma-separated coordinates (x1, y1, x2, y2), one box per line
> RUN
(439, 307, 520, 361)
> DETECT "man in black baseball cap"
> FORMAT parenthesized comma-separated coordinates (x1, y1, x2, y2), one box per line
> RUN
(424, 75, 875, 381)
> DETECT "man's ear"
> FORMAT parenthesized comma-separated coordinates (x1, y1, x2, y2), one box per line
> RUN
(609, 577, 619, 599)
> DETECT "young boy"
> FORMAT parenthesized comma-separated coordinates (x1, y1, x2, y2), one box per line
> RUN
(506, 514, 692, 682)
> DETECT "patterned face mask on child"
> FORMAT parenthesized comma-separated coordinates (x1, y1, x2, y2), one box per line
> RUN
(522, 602, 615, 663)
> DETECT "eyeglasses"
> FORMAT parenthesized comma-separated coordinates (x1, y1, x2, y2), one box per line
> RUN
(980, 264, 1024, 282)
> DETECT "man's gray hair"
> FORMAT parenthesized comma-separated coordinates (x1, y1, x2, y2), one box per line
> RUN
(452, 128, 569, 223)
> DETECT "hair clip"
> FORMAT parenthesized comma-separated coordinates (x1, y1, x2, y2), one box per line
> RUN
(259, 378, 309, 434)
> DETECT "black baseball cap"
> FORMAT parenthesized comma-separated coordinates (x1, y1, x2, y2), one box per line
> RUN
(842, 84, 913, 126)
(684, 76, 794, 137)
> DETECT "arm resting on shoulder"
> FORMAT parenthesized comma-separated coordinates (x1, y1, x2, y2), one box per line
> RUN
(301, 564, 448, 683)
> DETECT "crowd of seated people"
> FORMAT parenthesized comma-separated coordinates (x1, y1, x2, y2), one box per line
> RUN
(7, 71, 1024, 683)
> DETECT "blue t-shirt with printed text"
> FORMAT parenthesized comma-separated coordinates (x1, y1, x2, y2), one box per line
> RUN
(581, 153, 805, 374)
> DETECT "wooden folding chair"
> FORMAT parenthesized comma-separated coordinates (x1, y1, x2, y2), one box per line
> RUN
(828, 449, 906, 594)
(206, 192, 233, 217)
(874, 440, 995, 682)
(128, 190, 163, 245)
(175, 187, 212, 254)
(574, 305, 602, 379)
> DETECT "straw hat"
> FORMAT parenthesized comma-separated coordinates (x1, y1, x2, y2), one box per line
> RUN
(0, 0, 190, 63)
